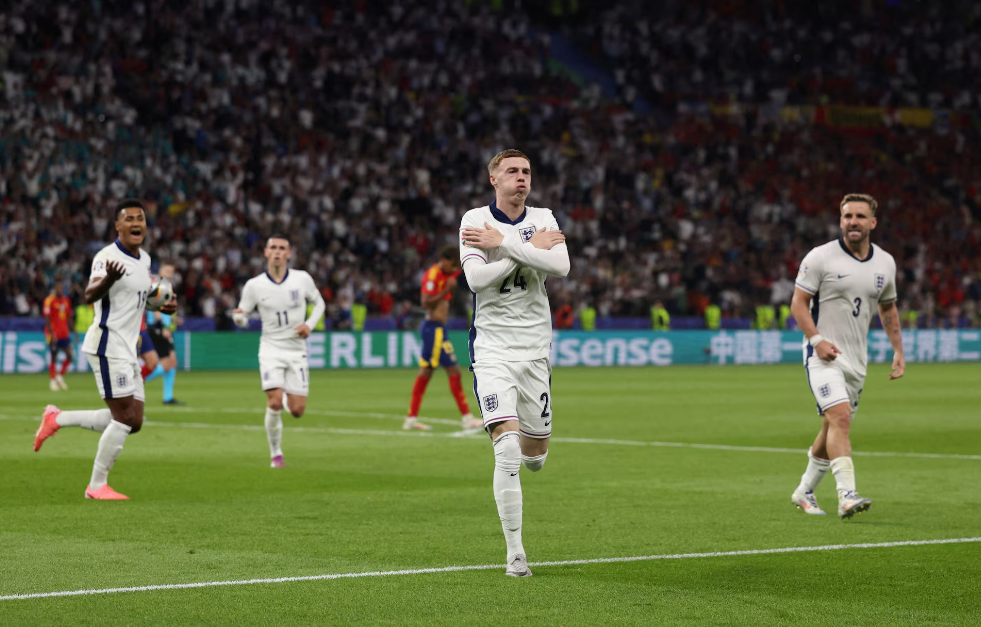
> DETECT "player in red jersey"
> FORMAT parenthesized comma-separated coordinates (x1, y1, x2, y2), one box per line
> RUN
(43, 285, 75, 391)
(404, 247, 482, 431)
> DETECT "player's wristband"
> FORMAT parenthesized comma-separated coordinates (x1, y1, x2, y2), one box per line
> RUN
(808, 334, 825, 347)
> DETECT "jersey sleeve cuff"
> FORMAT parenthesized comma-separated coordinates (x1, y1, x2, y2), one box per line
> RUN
(461, 253, 487, 265)
(794, 283, 817, 295)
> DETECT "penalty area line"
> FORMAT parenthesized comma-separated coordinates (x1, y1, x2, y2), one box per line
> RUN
(2, 537, 979, 601)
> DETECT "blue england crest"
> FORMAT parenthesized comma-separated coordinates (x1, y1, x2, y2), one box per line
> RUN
(874, 274, 885, 291)
(819, 384, 831, 398)
(483, 394, 499, 413)
(290, 289, 300, 301)
(519, 226, 537, 242)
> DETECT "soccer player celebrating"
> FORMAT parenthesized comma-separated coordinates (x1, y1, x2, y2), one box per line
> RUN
(43, 283, 74, 391)
(404, 247, 481, 431)
(232, 236, 326, 468)
(790, 194, 905, 519)
(460, 149, 570, 576)
(34, 199, 177, 500)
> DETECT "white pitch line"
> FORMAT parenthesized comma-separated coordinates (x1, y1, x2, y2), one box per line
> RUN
(2, 537, 979, 602)
(2, 414, 980, 460)
(160, 405, 462, 426)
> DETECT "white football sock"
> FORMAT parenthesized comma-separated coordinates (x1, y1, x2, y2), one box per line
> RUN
(57, 409, 113, 433)
(830, 456, 857, 496)
(90, 420, 131, 489)
(493, 432, 524, 561)
(265, 407, 283, 457)
(796, 449, 830, 493)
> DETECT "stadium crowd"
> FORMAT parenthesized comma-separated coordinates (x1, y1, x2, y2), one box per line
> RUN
(1, 0, 979, 329)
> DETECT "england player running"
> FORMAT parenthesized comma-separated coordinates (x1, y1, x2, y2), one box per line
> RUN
(460, 149, 569, 577)
(232, 236, 326, 468)
(790, 194, 905, 519)
(403, 247, 481, 432)
(34, 199, 177, 500)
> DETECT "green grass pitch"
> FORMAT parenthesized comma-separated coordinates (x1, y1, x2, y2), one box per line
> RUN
(1, 363, 980, 625)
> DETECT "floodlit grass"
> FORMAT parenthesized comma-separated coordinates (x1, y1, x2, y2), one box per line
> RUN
(1, 363, 979, 625)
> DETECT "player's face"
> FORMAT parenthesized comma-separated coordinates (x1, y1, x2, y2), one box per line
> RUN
(264, 238, 291, 267)
(160, 264, 175, 280)
(438, 258, 460, 274)
(840, 202, 877, 244)
(115, 207, 146, 247)
(490, 157, 531, 201)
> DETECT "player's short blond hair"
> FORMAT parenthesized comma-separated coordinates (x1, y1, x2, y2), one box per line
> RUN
(840, 193, 878, 216)
(487, 149, 531, 175)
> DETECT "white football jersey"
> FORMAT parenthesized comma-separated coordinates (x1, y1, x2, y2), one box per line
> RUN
(81, 240, 152, 361)
(238, 269, 325, 355)
(461, 201, 565, 363)
(795, 239, 898, 374)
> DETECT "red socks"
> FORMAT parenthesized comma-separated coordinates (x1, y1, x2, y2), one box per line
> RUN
(60, 358, 71, 376)
(141, 364, 153, 380)
(448, 373, 470, 415)
(408, 375, 431, 417)
(49, 361, 56, 379)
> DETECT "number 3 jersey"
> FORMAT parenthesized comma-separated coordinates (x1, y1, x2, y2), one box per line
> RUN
(795, 238, 897, 375)
(237, 270, 325, 356)
(460, 201, 567, 363)
(81, 240, 152, 361)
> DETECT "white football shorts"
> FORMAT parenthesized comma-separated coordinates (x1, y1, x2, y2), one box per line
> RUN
(471, 358, 552, 439)
(86, 354, 145, 402)
(259, 349, 309, 396)
(803, 346, 864, 416)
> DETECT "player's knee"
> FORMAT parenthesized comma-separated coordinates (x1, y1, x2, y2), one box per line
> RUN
(268, 399, 284, 412)
(521, 451, 548, 472)
(493, 431, 521, 474)
(289, 404, 305, 418)
(825, 405, 851, 430)
(116, 408, 142, 433)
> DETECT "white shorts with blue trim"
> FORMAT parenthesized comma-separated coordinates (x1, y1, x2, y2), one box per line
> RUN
(803, 347, 864, 416)
(86, 353, 144, 402)
(471, 358, 552, 439)
(259, 349, 309, 396)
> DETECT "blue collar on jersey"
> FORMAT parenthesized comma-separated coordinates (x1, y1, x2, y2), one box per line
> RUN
(266, 269, 289, 285)
(489, 199, 526, 225)
(838, 238, 874, 262)
(114, 238, 140, 260)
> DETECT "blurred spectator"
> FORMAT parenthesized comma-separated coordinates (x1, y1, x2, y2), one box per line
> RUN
(1, 0, 979, 328)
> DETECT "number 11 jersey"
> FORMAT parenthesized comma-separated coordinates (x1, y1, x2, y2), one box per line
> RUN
(238, 270, 321, 356)
(795, 239, 897, 376)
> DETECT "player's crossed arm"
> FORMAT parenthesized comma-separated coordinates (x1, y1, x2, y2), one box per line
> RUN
(462, 223, 569, 277)
(461, 223, 566, 251)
